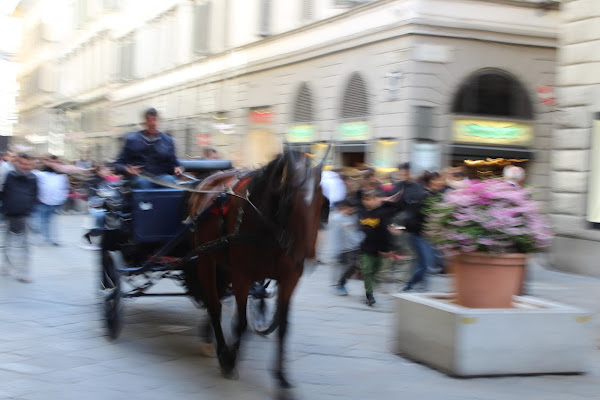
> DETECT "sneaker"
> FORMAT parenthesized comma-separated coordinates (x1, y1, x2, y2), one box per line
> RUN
(402, 284, 412, 292)
(16, 275, 31, 283)
(79, 242, 101, 251)
(366, 293, 376, 306)
(334, 285, 348, 296)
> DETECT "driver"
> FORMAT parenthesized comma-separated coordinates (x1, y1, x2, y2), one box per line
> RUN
(115, 108, 184, 189)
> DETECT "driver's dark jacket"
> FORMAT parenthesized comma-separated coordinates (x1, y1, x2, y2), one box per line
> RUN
(115, 131, 180, 176)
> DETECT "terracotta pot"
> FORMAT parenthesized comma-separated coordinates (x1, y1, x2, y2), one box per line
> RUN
(453, 252, 527, 308)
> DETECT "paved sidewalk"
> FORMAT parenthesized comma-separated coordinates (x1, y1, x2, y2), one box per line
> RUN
(0, 215, 598, 400)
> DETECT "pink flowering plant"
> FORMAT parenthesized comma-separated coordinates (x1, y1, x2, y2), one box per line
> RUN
(424, 179, 553, 255)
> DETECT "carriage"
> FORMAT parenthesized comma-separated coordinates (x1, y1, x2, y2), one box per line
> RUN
(98, 159, 277, 339)
(97, 151, 327, 389)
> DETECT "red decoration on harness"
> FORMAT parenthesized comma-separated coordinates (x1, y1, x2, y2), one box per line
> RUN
(210, 203, 230, 216)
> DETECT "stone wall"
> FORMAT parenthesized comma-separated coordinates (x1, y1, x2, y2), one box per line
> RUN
(551, 0, 600, 276)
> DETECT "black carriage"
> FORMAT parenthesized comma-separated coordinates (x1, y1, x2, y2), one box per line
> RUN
(98, 159, 277, 339)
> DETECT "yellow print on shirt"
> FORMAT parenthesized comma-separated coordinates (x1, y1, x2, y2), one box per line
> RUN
(360, 217, 381, 228)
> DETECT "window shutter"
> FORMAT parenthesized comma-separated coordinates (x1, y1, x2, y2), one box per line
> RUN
(194, 2, 211, 55)
(340, 73, 370, 120)
(302, 0, 314, 21)
(258, 0, 271, 37)
(292, 83, 314, 123)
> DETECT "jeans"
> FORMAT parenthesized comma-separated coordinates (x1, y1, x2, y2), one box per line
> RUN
(37, 203, 61, 244)
(131, 174, 177, 189)
(406, 235, 436, 289)
(337, 250, 360, 286)
(2, 216, 30, 277)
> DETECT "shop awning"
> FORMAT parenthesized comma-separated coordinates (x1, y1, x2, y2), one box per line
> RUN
(449, 144, 535, 160)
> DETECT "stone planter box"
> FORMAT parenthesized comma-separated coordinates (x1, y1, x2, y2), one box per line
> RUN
(392, 293, 594, 377)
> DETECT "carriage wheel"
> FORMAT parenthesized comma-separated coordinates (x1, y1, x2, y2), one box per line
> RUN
(101, 249, 122, 339)
(248, 280, 279, 335)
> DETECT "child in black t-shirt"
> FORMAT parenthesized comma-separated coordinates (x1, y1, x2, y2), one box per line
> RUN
(358, 190, 400, 306)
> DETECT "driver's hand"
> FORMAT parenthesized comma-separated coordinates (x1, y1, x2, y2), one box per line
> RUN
(174, 166, 185, 176)
(125, 165, 143, 175)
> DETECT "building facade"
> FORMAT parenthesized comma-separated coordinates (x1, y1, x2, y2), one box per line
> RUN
(16, 0, 562, 207)
(16, 0, 559, 166)
(551, 0, 600, 277)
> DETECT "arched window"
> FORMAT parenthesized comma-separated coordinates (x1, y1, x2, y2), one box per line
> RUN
(292, 82, 314, 123)
(340, 72, 370, 120)
(452, 69, 533, 119)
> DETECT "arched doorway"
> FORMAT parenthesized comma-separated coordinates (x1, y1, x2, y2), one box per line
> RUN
(450, 69, 535, 179)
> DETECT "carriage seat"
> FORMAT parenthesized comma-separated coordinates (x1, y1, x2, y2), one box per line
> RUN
(131, 188, 186, 242)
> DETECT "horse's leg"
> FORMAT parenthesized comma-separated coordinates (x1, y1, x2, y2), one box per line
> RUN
(231, 277, 252, 354)
(199, 257, 235, 378)
(273, 267, 301, 389)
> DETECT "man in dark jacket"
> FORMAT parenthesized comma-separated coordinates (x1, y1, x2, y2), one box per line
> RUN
(114, 108, 184, 188)
(1, 153, 38, 282)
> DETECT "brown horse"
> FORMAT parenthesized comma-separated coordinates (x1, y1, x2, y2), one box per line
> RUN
(188, 151, 325, 388)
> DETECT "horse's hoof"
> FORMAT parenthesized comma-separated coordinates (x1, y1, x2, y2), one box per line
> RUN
(221, 367, 239, 380)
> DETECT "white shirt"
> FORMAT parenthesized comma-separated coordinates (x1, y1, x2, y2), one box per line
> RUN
(33, 170, 70, 206)
(321, 170, 346, 204)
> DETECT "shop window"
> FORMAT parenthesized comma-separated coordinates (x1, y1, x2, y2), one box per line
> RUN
(340, 72, 370, 120)
(415, 106, 434, 140)
(452, 69, 533, 119)
(119, 38, 135, 81)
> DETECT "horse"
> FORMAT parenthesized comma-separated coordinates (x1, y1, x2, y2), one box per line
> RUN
(187, 150, 325, 388)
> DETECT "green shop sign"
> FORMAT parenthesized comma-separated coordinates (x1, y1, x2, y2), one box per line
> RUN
(453, 119, 533, 146)
(288, 125, 315, 142)
(339, 121, 370, 140)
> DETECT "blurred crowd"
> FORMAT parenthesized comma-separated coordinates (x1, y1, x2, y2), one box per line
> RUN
(320, 162, 525, 307)
(0, 150, 125, 282)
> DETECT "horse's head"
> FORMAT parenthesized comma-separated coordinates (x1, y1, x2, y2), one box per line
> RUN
(283, 151, 325, 261)
(249, 148, 327, 262)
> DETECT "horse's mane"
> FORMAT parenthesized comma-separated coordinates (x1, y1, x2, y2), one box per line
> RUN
(247, 151, 305, 227)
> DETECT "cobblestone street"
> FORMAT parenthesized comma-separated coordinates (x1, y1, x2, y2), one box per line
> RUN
(1, 215, 599, 400)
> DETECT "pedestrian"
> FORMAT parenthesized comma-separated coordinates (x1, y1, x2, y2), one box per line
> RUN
(402, 171, 446, 292)
(356, 168, 385, 201)
(114, 107, 184, 189)
(358, 190, 402, 306)
(203, 147, 220, 160)
(503, 164, 529, 294)
(445, 165, 469, 189)
(503, 165, 525, 187)
(331, 199, 365, 296)
(32, 156, 70, 246)
(320, 169, 346, 227)
(0, 151, 16, 232)
(1, 153, 38, 282)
